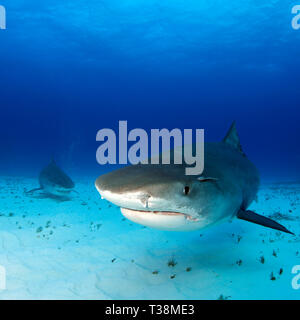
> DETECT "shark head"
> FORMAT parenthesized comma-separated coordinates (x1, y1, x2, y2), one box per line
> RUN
(39, 160, 75, 197)
(95, 163, 231, 231)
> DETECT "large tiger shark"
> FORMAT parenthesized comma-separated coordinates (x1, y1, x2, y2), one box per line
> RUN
(95, 123, 293, 235)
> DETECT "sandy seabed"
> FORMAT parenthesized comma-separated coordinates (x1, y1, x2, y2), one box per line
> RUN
(0, 176, 299, 300)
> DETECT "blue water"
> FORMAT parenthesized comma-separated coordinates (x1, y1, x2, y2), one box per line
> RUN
(0, 0, 299, 181)
(0, 1, 300, 300)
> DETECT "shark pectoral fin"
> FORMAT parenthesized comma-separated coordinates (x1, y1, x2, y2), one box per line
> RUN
(25, 187, 43, 194)
(237, 209, 294, 235)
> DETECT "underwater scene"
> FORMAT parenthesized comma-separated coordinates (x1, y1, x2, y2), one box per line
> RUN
(0, 1, 300, 300)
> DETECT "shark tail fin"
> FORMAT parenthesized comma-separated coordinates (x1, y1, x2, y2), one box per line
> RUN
(223, 121, 244, 155)
(237, 209, 294, 235)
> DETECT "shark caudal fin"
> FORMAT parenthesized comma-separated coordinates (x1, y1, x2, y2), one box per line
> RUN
(237, 209, 294, 235)
(223, 121, 245, 155)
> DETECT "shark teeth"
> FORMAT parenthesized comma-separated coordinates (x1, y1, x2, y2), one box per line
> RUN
(122, 207, 199, 221)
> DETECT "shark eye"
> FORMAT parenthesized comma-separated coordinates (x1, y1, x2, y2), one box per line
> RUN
(183, 186, 190, 195)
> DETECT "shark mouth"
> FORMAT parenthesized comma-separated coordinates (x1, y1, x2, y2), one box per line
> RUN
(121, 208, 199, 221)
(120, 208, 201, 231)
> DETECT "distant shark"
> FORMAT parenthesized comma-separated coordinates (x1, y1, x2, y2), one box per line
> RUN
(26, 160, 75, 199)
(95, 122, 294, 235)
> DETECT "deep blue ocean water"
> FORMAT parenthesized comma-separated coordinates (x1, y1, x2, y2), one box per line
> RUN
(1, 1, 300, 300)
(0, 0, 300, 181)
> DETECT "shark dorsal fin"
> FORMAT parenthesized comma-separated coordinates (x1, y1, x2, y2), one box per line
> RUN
(222, 121, 244, 155)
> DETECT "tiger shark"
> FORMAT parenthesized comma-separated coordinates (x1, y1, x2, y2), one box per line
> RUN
(95, 123, 293, 235)
(26, 160, 75, 199)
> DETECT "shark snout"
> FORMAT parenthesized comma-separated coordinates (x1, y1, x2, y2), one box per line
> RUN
(98, 189, 165, 213)
(95, 170, 158, 210)
(96, 183, 153, 211)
